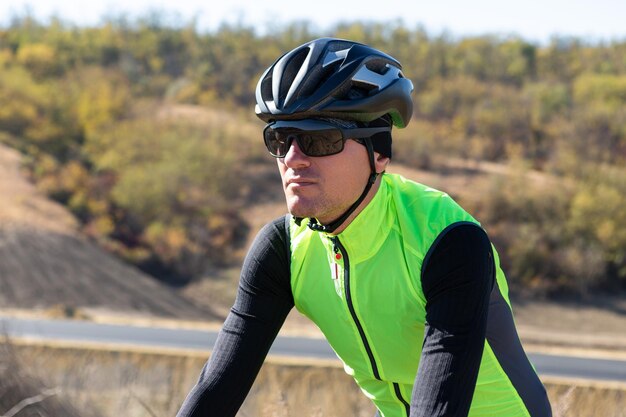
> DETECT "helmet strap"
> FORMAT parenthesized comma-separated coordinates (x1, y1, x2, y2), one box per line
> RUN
(307, 138, 378, 234)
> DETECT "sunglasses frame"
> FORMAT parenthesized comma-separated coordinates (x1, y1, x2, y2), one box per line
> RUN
(263, 120, 391, 158)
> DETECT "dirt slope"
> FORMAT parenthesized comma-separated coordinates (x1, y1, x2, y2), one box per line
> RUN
(0, 144, 218, 320)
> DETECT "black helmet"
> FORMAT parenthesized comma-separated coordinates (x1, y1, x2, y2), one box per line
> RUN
(255, 38, 414, 128)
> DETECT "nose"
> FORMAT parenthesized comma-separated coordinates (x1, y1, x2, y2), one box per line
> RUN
(282, 138, 310, 168)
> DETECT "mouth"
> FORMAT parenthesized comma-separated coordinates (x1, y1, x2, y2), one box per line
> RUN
(286, 177, 317, 188)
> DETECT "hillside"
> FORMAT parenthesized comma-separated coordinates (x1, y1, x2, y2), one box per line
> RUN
(0, 144, 219, 320)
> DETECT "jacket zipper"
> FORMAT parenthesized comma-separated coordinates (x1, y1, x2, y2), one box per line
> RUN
(331, 236, 381, 380)
(393, 382, 410, 416)
(332, 236, 410, 416)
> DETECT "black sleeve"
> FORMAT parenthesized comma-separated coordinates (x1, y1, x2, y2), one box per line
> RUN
(176, 216, 294, 417)
(410, 222, 495, 417)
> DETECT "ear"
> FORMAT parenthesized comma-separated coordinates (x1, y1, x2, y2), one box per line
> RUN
(374, 152, 390, 174)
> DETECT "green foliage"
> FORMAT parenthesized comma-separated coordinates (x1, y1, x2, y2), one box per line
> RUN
(567, 171, 626, 285)
(184, 26, 271, 106)
(472, 167, 626, 294)
(82, 117, 248, 280)
(0, 66, 80, 158)
(16, 42, 61, 78)
(87, 118, 238, 216)
(573, 74, 626, 109)
(415, 78, 536, 160)
(0, 67, 42, 136)
(418, 76, 488, 120)
(523, 82, 570, 127)
(73, 66, 132, 137)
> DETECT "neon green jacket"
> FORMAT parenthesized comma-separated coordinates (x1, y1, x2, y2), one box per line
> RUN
(289, 173, 545, 417)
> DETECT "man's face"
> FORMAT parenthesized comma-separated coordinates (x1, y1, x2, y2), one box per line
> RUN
(277, 138, 372, 225)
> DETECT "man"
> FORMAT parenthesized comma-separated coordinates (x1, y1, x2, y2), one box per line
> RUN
(177, 38, 552, 417)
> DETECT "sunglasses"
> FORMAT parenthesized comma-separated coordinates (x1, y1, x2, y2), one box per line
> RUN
(263, 120, 391, 158)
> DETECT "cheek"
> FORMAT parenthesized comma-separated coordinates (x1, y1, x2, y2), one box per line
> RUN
(332, 166, 365, 193)
(325, 153, 370, 196)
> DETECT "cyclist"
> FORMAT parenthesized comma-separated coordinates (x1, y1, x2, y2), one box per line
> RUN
(176, 38, 552, 417)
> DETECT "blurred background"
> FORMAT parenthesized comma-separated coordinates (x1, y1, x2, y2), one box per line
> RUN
(0, 1, 625, 416)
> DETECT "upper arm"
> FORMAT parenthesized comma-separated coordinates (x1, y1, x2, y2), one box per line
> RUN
(421, 222, 495, 330)
(235, 215, 294, 320)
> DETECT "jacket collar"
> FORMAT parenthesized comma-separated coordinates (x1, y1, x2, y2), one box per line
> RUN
(325, 175, 394, 263)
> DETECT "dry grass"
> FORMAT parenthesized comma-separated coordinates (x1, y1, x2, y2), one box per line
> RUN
(0, 338, 99, 417)
(239, 361, 375, 417)
(6, 341, 626, 417)
(548, 382, 626, 417)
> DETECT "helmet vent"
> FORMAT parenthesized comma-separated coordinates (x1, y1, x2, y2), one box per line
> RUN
(365, 60, 391, 74)
(346, 85, 372, 99)
(350, 83, 377, 97)
(279, 48, 309, 102)
(296, 60, 341, 101)
(260, 74, 273, 100)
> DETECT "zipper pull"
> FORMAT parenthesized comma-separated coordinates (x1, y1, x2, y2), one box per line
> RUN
(329, 236, 342, 281)
(330, 236, 342, 260)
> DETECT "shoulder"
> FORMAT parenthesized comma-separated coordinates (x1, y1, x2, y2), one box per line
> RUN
(421, 222, 494, 299)
(384, 173, 480, 254)
(245, 215, 291, 266)
(423, 222, 491, 271)
(241, 215, 293, 297)
(257, 215, 289, 240)
(384, 173, 473, 218)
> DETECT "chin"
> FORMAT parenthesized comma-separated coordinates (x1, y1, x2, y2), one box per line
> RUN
(287, 206, 312, 219)
(285, 198, 315, 219)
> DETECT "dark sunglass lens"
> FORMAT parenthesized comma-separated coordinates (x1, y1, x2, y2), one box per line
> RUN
(264, 128, 288, 156)
(298, 131, 344, 156)
(264, 125, 346, 157)
(297, 133, 318, 155)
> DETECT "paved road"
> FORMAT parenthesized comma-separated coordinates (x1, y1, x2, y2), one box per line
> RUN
(2, 316, 625, 383)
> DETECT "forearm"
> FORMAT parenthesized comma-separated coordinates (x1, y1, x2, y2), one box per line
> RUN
(411, 223, 494, 417)
(176, 300, 291, 417)
(176, 217, 294, 417)
(410, 320, 488, 416)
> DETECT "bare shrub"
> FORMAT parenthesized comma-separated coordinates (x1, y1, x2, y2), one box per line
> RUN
(0, 337, 98, 417)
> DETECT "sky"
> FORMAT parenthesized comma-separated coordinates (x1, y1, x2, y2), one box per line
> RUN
(1, 0, 625, 44)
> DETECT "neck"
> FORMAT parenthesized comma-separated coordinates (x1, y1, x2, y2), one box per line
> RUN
(325, 174, 383, 235)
